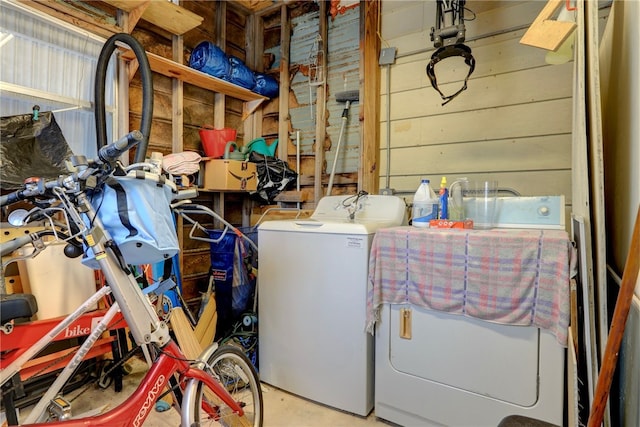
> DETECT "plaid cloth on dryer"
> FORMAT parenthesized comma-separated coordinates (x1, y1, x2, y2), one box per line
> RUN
(366, 227, 575, 346)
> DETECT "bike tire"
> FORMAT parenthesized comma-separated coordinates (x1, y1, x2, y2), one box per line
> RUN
(182, 344, 263, 427)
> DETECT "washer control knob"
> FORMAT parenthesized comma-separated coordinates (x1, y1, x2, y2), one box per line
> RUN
(538, 206, 550, 216)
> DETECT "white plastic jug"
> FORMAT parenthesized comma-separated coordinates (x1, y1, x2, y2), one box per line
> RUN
(412, 179, 439, 228)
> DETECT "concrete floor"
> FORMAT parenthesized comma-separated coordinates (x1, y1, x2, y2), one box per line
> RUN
(25, 357, 391, 426)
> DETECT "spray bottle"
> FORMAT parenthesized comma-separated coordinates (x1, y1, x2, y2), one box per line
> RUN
(438, 177, 449, 219)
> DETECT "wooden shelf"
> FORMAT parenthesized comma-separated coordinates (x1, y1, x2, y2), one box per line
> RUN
(121, 49, 263, 101)
(102, 0, 203, 35)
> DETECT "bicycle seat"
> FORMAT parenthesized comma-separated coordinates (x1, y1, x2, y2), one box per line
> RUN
(0, 293, 38, 324)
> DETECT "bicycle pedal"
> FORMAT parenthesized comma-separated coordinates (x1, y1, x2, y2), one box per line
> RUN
(48, 396, 72, 421)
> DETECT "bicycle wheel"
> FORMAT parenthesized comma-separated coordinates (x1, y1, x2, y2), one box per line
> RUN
(183, 344, 263, 427)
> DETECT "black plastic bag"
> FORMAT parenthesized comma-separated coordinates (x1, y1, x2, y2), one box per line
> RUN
(248, 151, 297, 204)
(0, 112, 73, 190)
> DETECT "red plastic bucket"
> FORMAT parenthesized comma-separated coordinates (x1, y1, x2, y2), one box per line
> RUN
(199, 126, 237, 158)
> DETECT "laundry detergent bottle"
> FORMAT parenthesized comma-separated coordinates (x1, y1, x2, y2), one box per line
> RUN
(439, 176, 449, 220)
(412, 179, 439, 228)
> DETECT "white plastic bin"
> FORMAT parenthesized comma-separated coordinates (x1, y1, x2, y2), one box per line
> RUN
(18, 243, 96, 320)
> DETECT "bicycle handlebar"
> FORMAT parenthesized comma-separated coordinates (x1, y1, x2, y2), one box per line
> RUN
(0, 235, 34, 257)
(0, 190, 26, 207)
(98, 130, 143, 164)
(0, 131, 143, 208)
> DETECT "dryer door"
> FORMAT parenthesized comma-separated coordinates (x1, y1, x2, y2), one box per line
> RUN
(388, 305, 540, 406)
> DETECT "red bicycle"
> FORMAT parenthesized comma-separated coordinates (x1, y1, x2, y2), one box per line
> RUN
(0, 131, 263, 426)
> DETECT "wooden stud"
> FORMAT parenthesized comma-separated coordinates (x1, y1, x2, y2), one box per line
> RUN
(313, 0, 328, 203)
(214, 1, 227, 131)
(172, 30, 184, 154)
(277, 5, 291, 162)
(361, 0, 381, 194)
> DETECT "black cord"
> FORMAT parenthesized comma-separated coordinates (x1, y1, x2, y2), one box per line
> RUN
(463, 7, 476, 21)
(156, 343, 198, 365)
(341, 190, 369, 208)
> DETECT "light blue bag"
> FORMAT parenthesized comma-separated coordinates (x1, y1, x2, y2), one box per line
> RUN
(82, 171, 179, 269)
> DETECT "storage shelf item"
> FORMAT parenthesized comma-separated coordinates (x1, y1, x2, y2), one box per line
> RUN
(120, 49, 264, 101)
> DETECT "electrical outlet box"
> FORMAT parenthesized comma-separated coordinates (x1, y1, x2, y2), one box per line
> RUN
(379, 47, 397, 65)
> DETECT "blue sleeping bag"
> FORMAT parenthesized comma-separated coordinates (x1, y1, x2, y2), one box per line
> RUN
(253, 73, 279, 98)
(189, 41, 230, 79)
(228, 56, 256, 90)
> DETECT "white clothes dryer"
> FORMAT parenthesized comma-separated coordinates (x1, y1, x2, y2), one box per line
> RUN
(373, 196, 569, 426)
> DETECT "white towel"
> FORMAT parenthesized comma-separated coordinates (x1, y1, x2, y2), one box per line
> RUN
(162, 151, 201, 175)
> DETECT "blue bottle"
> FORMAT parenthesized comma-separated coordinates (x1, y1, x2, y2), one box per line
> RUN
(439, 177, 449, 220)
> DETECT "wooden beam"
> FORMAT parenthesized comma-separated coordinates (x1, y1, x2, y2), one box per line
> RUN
(101, 0, 149, 12)
(277, 5, 291, 161)
(520, 0, 577, 51)
(313, 0, 327, 203)
(243, 12, 258, 140)
(360, 0, 381, 194)
(274, 191, 309, 203)
(214, 1, 227, 130)
(102, 0, 203, 35)
(116, 8, 131, 163)
(17, 0, 121, 38)
(126, 1, 151, 31)
(172, 33, 184, 154)
(243, 99, 267, 120)
(234, 0, 274, 13)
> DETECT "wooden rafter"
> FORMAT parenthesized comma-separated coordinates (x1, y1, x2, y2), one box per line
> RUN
(17, 0, 121, 38)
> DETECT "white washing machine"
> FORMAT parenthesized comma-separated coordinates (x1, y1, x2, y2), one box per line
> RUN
(373, 196, 569, 426)
(258, 194, 406, 416)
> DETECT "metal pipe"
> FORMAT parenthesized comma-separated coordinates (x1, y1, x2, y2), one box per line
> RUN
(326, 91, 359, 196)
(385, 63, 392, 190)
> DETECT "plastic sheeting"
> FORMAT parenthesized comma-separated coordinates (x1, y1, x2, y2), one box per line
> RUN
(248, 152, 297, 204)
(0, 111, 73, 190)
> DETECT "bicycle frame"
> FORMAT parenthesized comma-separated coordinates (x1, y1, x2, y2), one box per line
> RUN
(0, 306, 124, 381)
(1, 164, 245, 425)
(20, 341, 241, 427)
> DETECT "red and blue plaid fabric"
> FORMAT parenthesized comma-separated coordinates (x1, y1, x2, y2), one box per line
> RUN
(366, 227, 575, 346)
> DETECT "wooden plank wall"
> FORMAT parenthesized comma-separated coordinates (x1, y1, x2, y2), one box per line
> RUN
(128, 1, 251, 158)
(287, 3, 361, 200)
(379, 1, 573, 217)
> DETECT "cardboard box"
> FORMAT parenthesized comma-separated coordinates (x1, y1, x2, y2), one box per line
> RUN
(428, 219, 474, 229)
(200, 159, 257, 191)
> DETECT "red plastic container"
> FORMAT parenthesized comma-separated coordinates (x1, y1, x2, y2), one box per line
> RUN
(199, 126, 236, 158)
